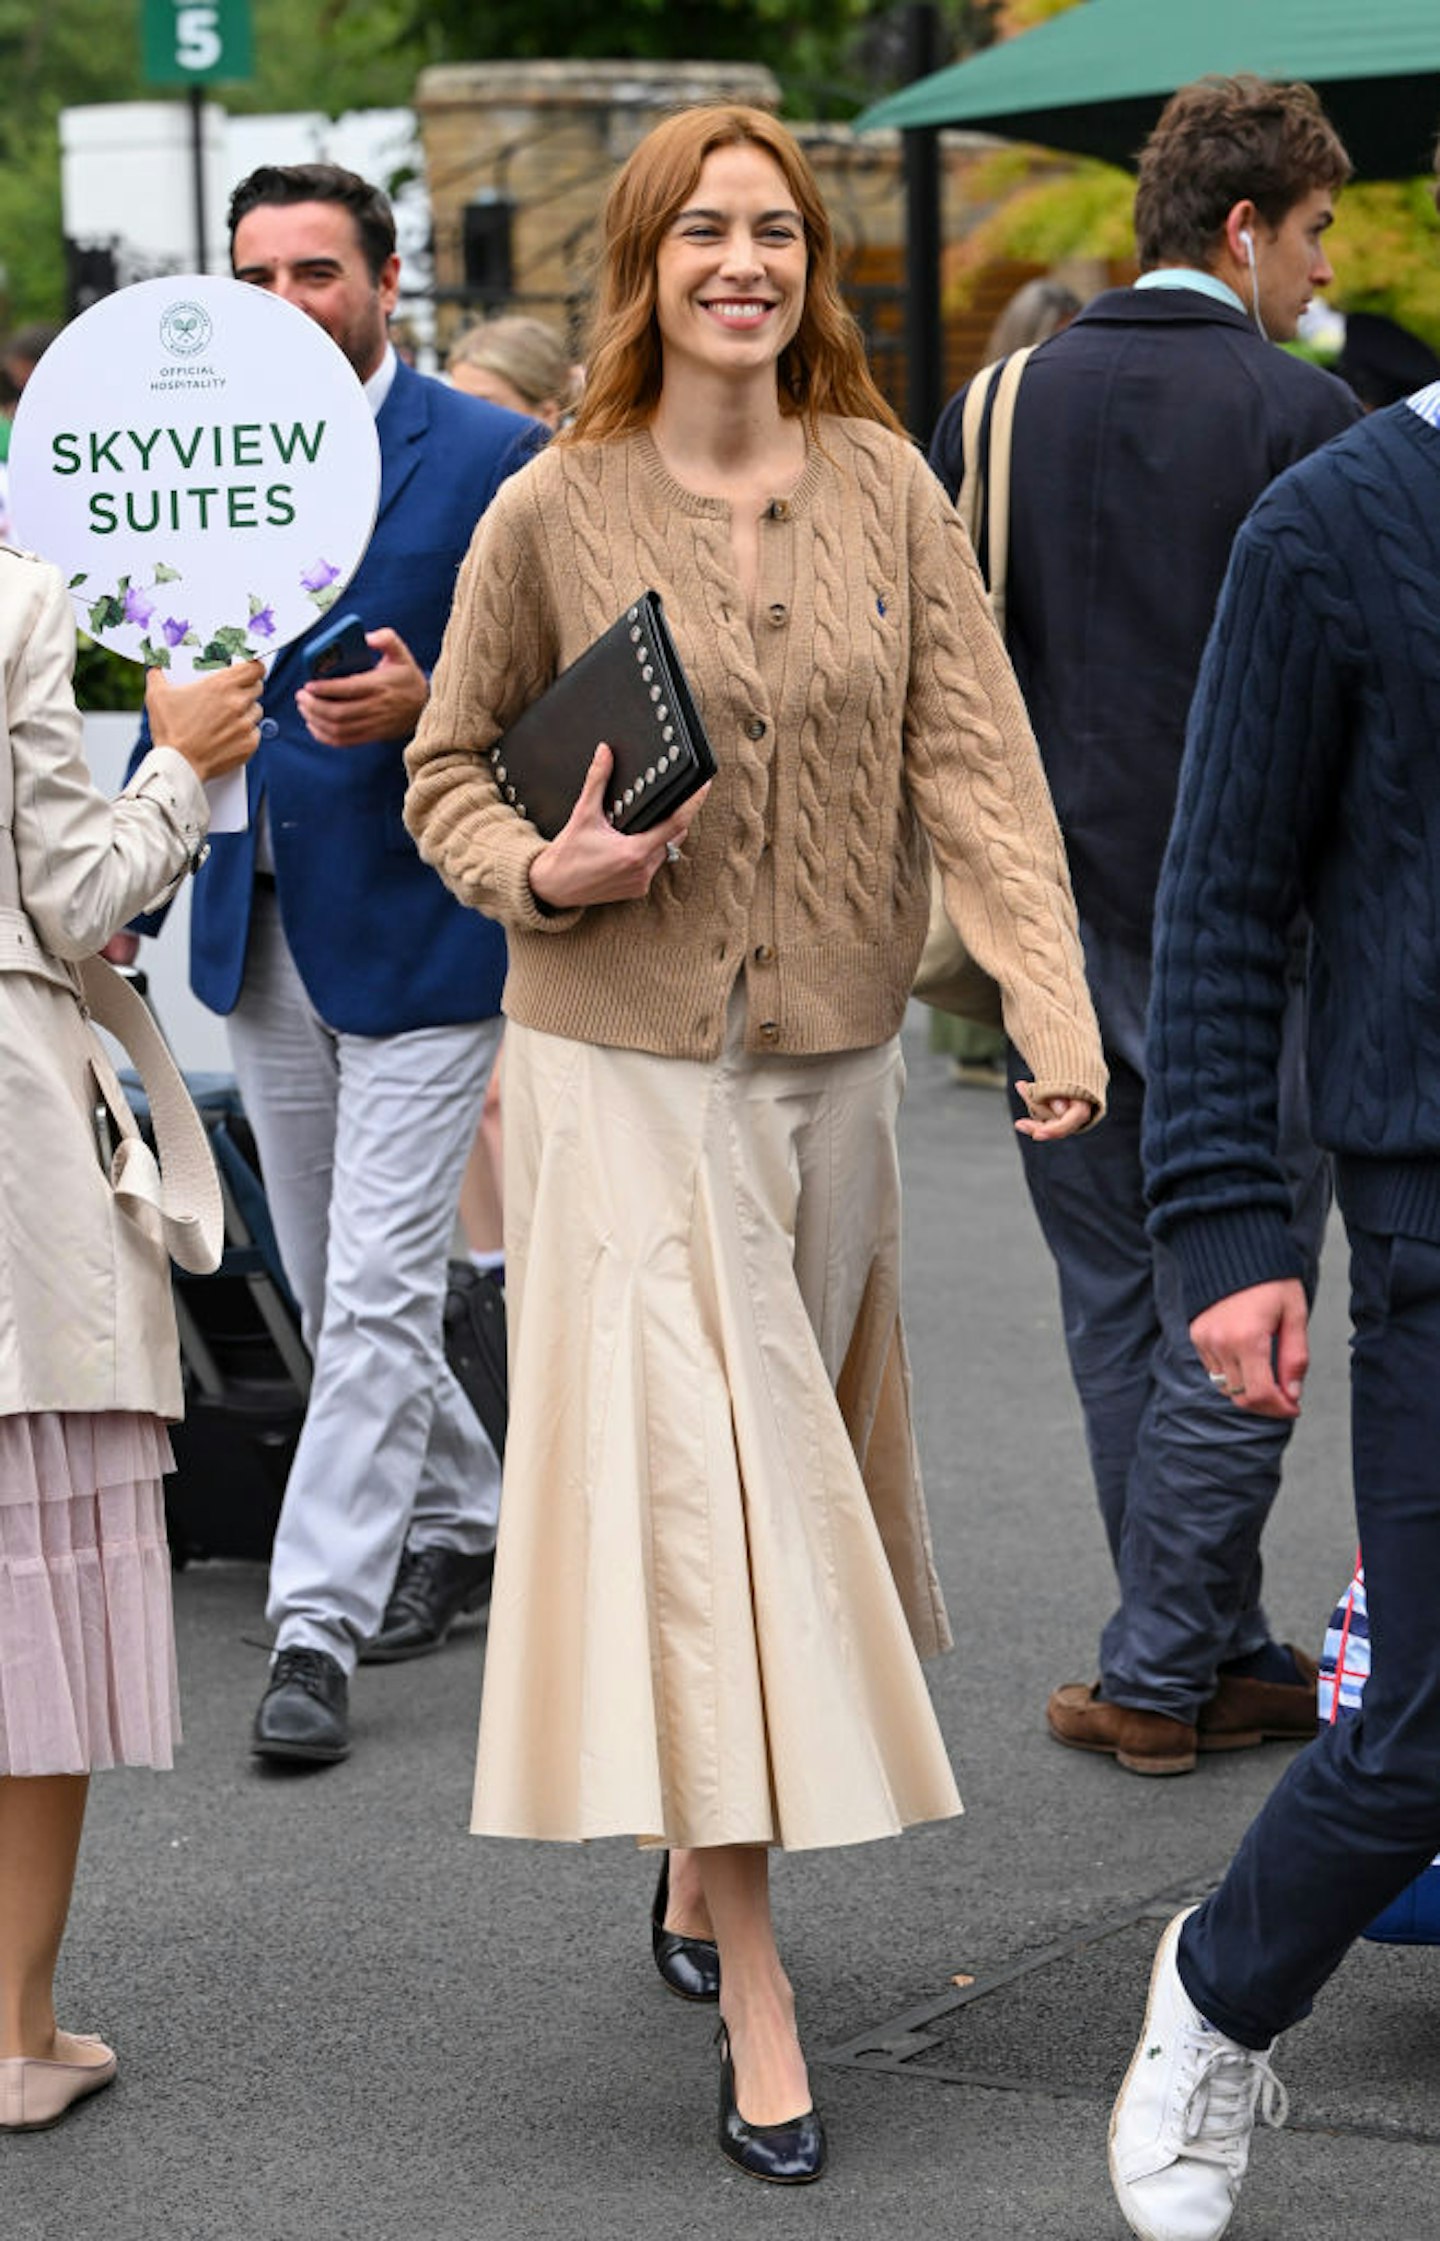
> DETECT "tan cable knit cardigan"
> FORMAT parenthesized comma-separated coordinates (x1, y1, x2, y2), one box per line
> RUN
(404, 418, 1105, 1111)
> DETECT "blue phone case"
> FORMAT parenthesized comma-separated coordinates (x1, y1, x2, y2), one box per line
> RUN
(304, 611, 376, 680)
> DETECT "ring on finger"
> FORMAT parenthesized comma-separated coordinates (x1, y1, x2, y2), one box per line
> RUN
(665, 840, 682, 864)
(1207, 1369, 1229, 1389)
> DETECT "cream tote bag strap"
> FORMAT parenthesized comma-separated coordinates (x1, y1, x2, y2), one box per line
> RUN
(77, 953, 223, 1276)
(958, 342, 1037, 636)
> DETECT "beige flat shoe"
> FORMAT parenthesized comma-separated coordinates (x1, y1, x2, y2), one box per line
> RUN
(0, 2037, 117, 2130)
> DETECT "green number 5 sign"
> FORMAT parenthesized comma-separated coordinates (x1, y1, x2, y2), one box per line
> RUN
(141, 0, 254, 84)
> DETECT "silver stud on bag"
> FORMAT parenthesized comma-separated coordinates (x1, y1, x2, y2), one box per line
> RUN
(642, 664, 654, 682)
(657, 705, 668, 722)
(657, 754, 670, 773)
(662, 725, 675, 744)
(646, 766, 656, 783)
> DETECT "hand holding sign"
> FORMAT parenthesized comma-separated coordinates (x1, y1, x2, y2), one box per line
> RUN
(144, 659, 265, 782)
(9, 274, 381, 826)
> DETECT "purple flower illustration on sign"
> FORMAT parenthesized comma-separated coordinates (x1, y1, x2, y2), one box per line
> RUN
(75, 563, 208, 667)
(248, 598, 277, 638)
(300, 558, 341, 612)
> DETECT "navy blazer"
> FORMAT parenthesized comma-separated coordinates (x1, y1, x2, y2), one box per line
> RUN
(929, 288, 1359, 946)
(134, 359, 543, 1034)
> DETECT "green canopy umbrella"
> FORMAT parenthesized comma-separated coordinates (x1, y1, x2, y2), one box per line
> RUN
(857, 0, 1440, 179)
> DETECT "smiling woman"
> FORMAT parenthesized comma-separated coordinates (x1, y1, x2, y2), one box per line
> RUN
(653, 148, 808, 373)
(404, 100, 1106, 2189)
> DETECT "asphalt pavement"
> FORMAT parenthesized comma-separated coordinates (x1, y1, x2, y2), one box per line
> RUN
(9, 1012, 1435, 2241)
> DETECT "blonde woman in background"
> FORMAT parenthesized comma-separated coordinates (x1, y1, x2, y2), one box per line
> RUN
(447, 314, 581, 429)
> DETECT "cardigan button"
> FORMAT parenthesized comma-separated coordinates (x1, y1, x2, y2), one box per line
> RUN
(744, 717, 767, 741)
(766, 603, 787, 626)
(753, 943, 775, 966)
(758, 1020, 780, 1044)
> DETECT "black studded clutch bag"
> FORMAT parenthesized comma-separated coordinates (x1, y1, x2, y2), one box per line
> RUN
(488, 590, 717, 841)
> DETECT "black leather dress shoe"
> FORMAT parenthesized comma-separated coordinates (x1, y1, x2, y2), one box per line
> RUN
(359, 1544, 495, 1665)
(651, 1852, 720, 2002)
(252, 1647, 350, 1763)
(715, 2025, 826, 2185)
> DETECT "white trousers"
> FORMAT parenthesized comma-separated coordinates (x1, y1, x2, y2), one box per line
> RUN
(227, 892, 502, 1672)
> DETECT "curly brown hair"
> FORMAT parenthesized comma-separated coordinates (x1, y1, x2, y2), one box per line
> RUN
(564, 105, 904, 445)
(1134, 76, 1351, 272)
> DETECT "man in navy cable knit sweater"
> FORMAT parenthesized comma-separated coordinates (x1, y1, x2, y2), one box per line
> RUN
(1109, 163, 1440, 2241)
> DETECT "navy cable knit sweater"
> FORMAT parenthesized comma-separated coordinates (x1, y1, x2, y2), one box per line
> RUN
(1145, 402, 1440, 1316)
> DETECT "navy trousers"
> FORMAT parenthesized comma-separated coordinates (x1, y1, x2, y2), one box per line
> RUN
(1014, 926, 1330, 1721)
(1181, 1222, 1440, 2046)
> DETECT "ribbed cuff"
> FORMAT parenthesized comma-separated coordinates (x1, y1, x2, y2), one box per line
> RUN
(1159, 1206, 1307, 1323)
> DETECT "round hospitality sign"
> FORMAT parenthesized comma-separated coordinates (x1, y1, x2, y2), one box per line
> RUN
(9, 273, 381, 675)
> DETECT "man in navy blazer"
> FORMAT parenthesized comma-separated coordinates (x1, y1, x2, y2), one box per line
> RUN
(929, 78, 1359, 1779)
(133, 162, 543, 1764)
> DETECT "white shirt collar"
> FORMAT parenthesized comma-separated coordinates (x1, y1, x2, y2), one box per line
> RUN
(1407, 380, 1440, 429)
(363, 342, 398, 418)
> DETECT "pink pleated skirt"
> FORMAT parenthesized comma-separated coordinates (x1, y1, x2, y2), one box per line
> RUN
(0, 1412, 181, 1776)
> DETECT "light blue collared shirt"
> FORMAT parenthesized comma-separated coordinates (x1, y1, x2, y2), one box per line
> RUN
(1135, 268, 1248, 318)
(1408, 380, 1440, 429)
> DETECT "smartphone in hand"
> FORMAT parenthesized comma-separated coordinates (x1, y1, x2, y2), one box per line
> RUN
(303, 611, 379, 681)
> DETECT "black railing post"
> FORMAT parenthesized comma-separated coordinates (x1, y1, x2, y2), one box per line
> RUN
(188, 85, 208, 273)
(900, 3, 944, 444)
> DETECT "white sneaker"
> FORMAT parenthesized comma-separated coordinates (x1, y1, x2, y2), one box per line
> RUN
(1108, 1908, 1289, 2241)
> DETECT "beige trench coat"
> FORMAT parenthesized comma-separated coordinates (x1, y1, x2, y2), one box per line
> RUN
(0, 549, 212, 1418)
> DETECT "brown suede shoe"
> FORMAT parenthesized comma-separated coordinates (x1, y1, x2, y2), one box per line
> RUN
(1046, 1682, 1198, 1775)
(1197, 1644, 1319, 1753)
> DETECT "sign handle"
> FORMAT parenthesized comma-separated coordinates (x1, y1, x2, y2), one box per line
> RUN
(188, 85, 208, 273)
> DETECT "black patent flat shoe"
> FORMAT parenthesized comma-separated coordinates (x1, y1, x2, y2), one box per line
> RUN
(651, 1853, 721, 2002)
(715, 2023, 826, 2185)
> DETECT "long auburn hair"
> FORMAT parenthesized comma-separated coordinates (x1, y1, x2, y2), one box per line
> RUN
(563, 105, 905, 445)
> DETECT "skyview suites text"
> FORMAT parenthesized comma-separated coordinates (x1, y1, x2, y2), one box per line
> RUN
(49, 419, 328, 535)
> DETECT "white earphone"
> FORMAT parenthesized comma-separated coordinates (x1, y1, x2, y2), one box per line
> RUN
(1238, 225, 1267, 339)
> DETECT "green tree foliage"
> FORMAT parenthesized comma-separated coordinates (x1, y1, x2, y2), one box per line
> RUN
(0, 2, 436, 322)
(945, 153, 1440, 358)
(397, 0, 866, 73)
(0, 0, 1010, 325)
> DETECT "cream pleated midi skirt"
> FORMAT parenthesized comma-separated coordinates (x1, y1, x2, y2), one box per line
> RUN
(473, 997, 961, 1853)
